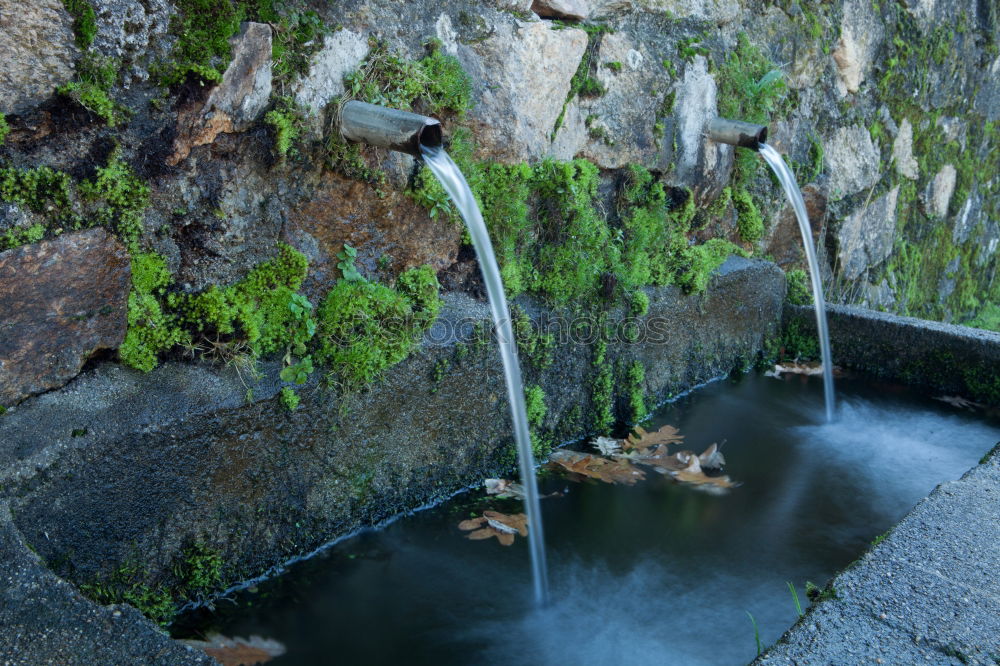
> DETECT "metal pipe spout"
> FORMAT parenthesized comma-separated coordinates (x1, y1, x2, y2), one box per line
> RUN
(707, 117, 768, 151)
(339, 100, 443, 156)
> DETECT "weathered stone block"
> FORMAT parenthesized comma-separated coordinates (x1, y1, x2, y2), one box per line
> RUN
(0, 228, 130, 406)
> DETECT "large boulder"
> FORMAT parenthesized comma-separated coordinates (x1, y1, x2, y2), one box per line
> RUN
(0, 228, 130, 407)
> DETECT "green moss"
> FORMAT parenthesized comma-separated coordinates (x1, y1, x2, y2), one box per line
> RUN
(62, 0, 97, 49)
(264, 97, 303, 159)
(174, 543, 223, 597)
(0, 114, 9, 146)
(180, 243, 312, 357)
(79, 151, 150, 248)
(591, 339, 614, 434)
(674, 238, 747, 294)
(511, 305, 555, 371)
(964, 303, 1000, 332)
(81, 560, 176, 626)
(629, 290, 650, 316)
(58, 53, 127, 127)
(120, 252, 189, 372)
(0, 166, 73, 215)
(732, 187, 764, 243)
(785, 269, 811, 306)
(1, 223, 46, 251)
(524, 384, 546, 429)
(626, 360, 647, 423)
(316, 266, 442, 389)
(781, 317, 820, 360)
(160, 0, 244, 85)
(280, 386, 300, 411)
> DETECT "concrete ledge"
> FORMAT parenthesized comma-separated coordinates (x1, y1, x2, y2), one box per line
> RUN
(785, 304, 1000, 405)
(0, 502, 213, 665)
(756, 446, 1000, 665)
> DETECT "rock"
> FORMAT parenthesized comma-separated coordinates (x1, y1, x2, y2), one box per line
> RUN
(492, 0, 534, 11)
(294, 29, 370, 117)
(464, 20, 588, 163)
(167, 22, 273, 166)
(924, 164, 956, 218)
(892, 118, 919, 180)
(90, 0, 173, 70)
(586, 0, 740, 22)
(824, 126, 880, 200)
(532, 0, 589, 19)
(0, 228, 130, 406)
(974, 55, 1000, 121)
(834, 0, 883, 97)
(673, 56, 733, 201)
(837, 186, 900, 280)
(764, 184, 828, 269)
(952, 189, 981, 244)
(0, 204, 32, 235)
(0, 0, 78, 115)
(283, 172, 462, 300)
(832, 33, 862, 94)
(550, 30, 670, 169)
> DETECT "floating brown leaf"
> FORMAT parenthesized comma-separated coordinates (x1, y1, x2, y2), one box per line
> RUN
(625, 424, 684, 452)
(548, 449, 646, 485)
(458, 510, 528, 546)
(181, 634, 285, 666)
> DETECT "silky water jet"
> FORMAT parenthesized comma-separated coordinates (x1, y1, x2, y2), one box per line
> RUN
(708, 117, 835, 421)
(339, 100, 549, 604)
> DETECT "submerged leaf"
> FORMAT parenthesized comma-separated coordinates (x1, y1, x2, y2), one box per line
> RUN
(483, 478, 527, 499)
(181, 634, 285, 666)
(548, 449, 646, 485)
(458, 511, 528, 546)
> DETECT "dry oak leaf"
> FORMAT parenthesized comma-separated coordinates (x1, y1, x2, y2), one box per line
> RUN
(548, 449, 646, 485)
(458, 510, 528, 546)
(625, 424, 684, 453)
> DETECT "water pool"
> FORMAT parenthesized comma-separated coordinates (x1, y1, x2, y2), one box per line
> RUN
(176, 372, 999, 665)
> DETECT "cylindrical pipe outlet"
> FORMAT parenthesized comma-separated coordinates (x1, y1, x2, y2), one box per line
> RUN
(706, 117, 768, 151)
(339, 100, 443, 156)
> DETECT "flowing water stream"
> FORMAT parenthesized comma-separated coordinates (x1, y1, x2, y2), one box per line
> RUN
(759, 143, 835, 421)
(421, 145, 549, 605)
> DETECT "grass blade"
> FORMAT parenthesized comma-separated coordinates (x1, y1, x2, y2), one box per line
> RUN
(746, 610, 762, 656)
(787, 581, 804, 617)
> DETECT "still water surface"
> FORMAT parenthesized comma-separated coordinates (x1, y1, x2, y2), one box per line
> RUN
(178, 373, 999, 665)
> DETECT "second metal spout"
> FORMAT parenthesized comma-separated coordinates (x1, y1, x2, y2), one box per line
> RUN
(339, 101, 443, 156)
(707, 117, 768, 150)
